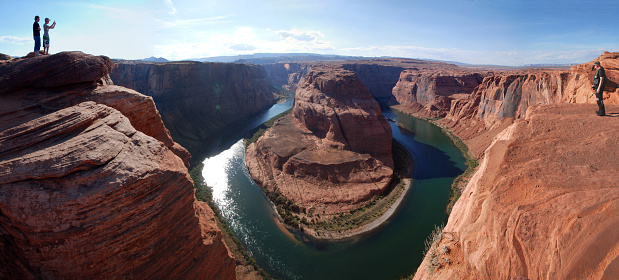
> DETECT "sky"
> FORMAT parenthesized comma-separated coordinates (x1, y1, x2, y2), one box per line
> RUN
(1, 0, 618, 66)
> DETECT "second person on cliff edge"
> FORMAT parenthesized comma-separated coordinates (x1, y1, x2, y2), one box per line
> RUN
(592, 61, 606, 116)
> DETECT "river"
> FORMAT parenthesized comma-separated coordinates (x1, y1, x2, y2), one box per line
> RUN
(202, 97, 466, 280)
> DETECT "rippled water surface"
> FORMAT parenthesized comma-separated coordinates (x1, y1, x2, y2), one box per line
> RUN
(202, 100, 465, 280)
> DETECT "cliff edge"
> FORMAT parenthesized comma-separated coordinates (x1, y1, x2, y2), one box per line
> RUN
(411, 54, 619, 279)
(0, 52, 235, 279)
(414, 103, 619, 279)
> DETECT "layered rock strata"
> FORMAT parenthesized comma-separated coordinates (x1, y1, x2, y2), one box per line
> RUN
(0, 52, 235, 279)
(246, 68, 394, 219)
(392, 70, 486, 118)
(109, 60, 277, 162)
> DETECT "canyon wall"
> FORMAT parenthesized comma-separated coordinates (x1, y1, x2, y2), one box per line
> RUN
(110, 60, 278, 162)
(341, 63, 405, 106)
(410, 54, 619, 279)
(246, 67, 394, 220)
(0, 52, 235, 279)
(392, 70, 486, 118)
(262, 62, 312, 92)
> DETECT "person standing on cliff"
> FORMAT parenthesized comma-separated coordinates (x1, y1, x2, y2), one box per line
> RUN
(33, 16, 41, 56)
(43, 18, 56, 55)
(592, 61, 606, 116)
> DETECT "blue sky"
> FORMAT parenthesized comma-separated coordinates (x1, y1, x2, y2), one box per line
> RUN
(1, 0, 618, 65)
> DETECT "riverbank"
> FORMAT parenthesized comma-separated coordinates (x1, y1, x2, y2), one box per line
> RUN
(190, 164, 273, 280)
(302, 178, 412, 241)
(390, 105, 479, 214)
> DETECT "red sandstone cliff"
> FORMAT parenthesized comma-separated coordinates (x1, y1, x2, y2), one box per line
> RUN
(0, 52, 235, 279)
(392, 70, 486, 118)
(246, 67, 394, 221)
(410, 55, 619, 279)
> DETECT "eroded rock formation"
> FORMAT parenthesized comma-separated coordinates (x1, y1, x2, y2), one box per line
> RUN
(246, 67, 394, 219)
(0, 52, 235, 279)
(109, 60, 278, 163)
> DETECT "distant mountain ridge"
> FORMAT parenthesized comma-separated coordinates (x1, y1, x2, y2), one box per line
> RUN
(193, 53, 371, 64)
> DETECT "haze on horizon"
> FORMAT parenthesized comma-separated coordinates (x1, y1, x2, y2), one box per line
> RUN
(1, 0, 618, 66)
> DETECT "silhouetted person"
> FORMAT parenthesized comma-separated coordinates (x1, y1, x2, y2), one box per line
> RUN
(43, 18, 56, 55)
(33, 16, 41, 56)
(592, 61, 606, 116)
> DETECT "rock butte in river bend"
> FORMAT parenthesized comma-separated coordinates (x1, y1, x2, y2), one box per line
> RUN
(0, 52, 235, 279)
(246, 67, 394, 220)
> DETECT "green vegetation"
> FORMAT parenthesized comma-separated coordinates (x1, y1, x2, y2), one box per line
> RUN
(244, 108, 292, 147)
(440, 128, 478, 214)
(423, 224, 446, 275)
(313, 176, 407, 232)
(190, 164, 273, 280)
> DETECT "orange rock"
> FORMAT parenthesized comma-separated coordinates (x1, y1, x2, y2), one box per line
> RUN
(0, 52, 235, 279)
(414, 103, 619, 279)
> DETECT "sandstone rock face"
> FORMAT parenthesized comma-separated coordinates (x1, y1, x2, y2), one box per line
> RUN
(474, 71, 567, 127)
(414, 104, 619, 280)
(0, 52, 235, 279)
(392, 70, 486, 118)
(109, 60, 277, 162)
(0, 51, 114, 95)
(246, 67, 394, 218)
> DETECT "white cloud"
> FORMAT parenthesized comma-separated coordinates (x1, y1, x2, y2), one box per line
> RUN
(155, 27, 335, 60)
(230, 44, 256, 51)
(0, 36, 30, 45)
(275, 29, 324, 42)
(164, 0, 178, 16)
(156, 15, 231, 29)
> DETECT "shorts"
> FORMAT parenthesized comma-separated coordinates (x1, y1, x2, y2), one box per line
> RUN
(43, 36, 50, 48)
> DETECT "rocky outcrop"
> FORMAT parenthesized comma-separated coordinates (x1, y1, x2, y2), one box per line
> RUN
(563, 51, 619, 105)
(414, 103, 619, 280)
(0, 52, 235, 279)
(246, 67, 394, 219)
(109, 60, 277, 163)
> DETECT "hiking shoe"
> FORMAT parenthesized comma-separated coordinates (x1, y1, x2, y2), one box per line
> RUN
(596, 111, 606, 116)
